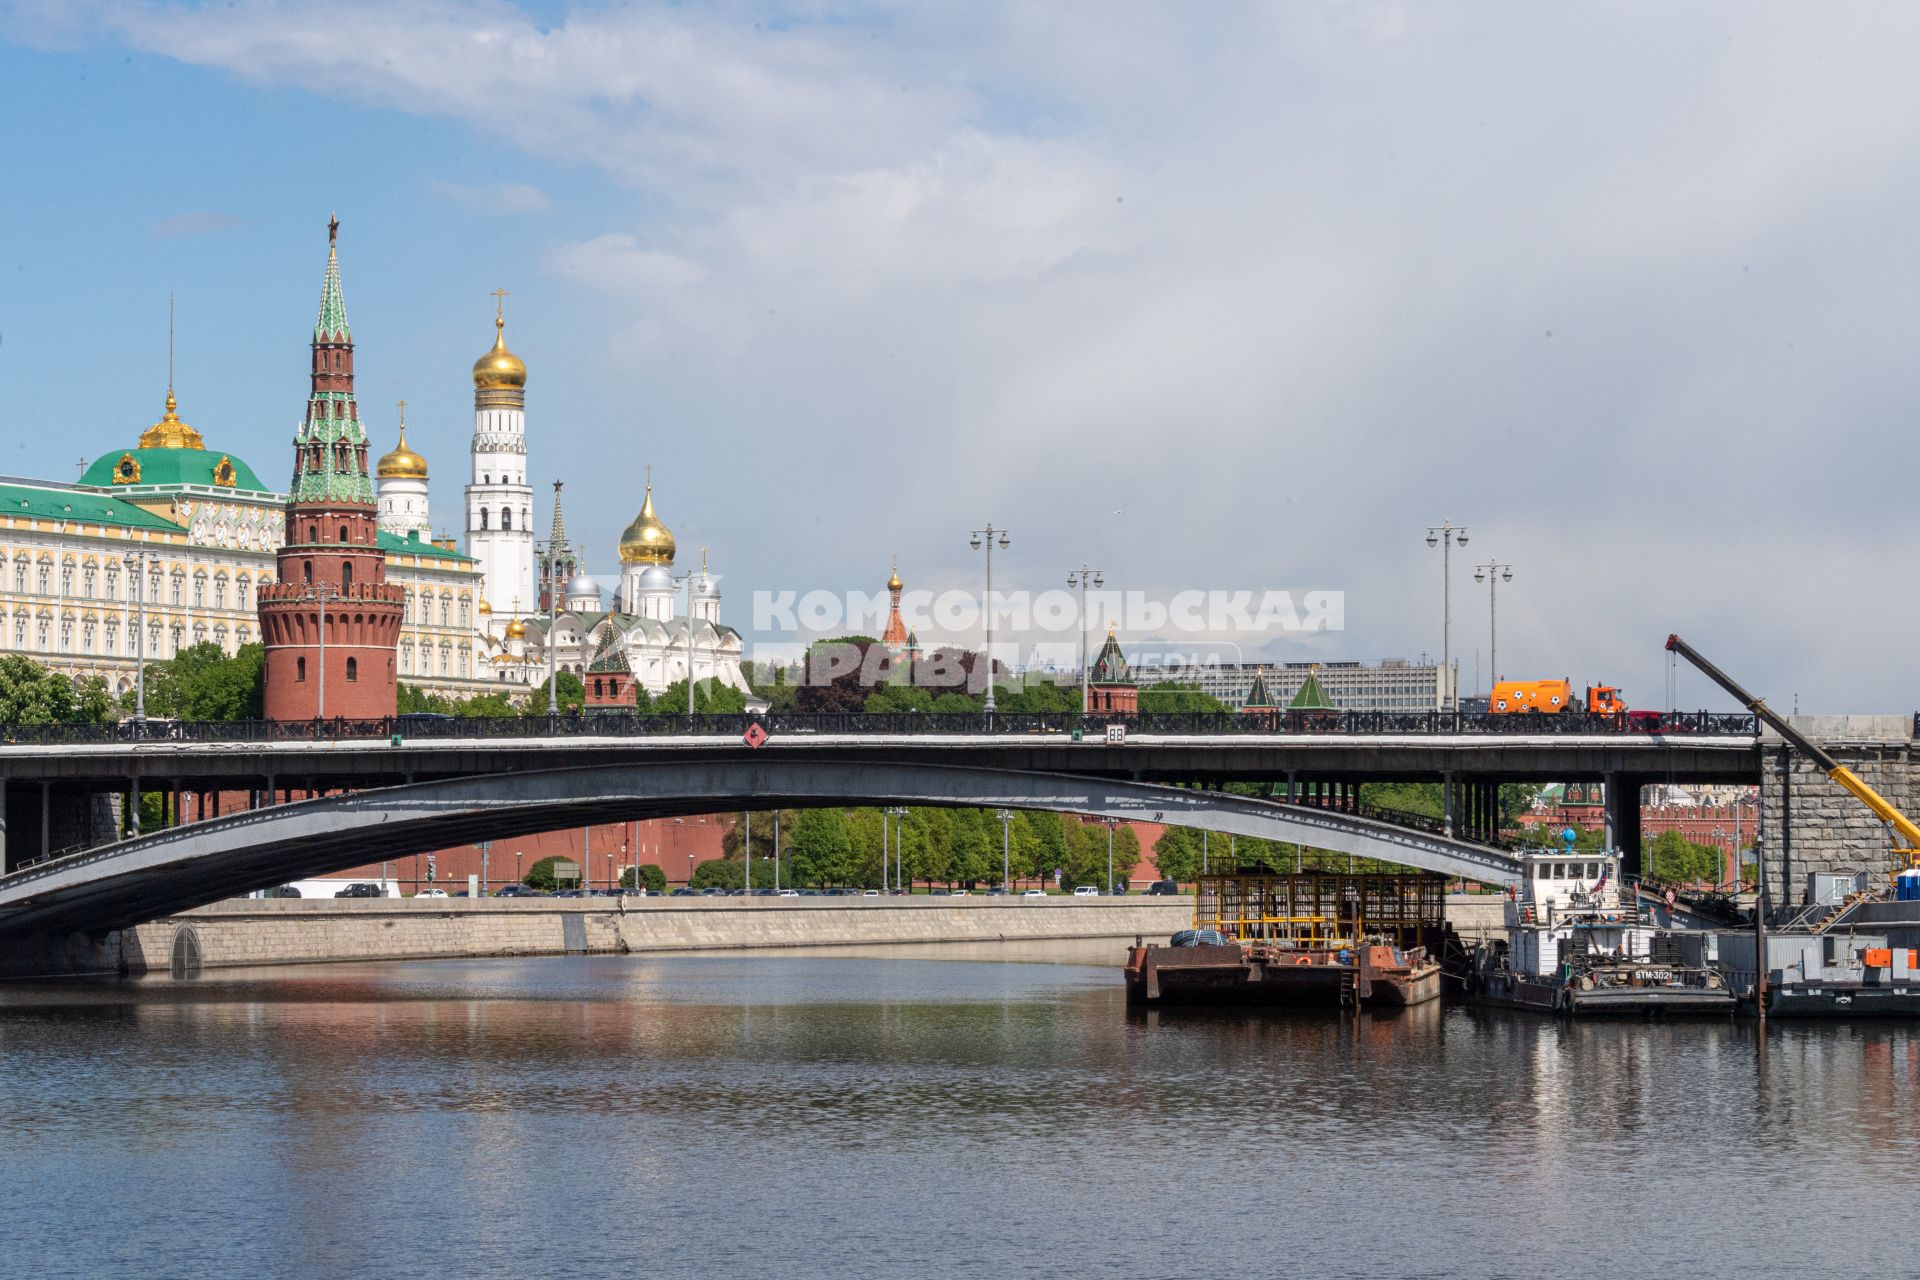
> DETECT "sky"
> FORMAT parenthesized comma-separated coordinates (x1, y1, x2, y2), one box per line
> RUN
(2, 2, 1919, 710)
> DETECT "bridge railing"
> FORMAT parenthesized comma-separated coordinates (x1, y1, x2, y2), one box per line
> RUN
(0, 707, 1759, 746)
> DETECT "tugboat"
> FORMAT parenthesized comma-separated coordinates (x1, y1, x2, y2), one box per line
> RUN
(1470, 834, 1733, 1016)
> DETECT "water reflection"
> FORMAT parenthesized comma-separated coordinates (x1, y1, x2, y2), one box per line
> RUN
(3, 947, 1918, 1276)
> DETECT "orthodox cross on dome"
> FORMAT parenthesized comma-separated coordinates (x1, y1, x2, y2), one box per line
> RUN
(491, 287, 509, 321)
(396, 399, 407, 426)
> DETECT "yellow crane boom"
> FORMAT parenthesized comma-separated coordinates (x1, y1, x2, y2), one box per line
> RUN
(1666, 634, 1920, 864)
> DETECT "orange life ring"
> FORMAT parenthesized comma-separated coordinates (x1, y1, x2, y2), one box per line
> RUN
(1294, 955, 1312, 966)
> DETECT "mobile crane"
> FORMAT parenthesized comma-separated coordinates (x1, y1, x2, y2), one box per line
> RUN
(1665, 634, 1920, 873)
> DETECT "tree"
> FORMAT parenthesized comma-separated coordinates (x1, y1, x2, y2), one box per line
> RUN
(525, 671, 586, 713)
(523, 856, 564, 891)
(643, 678, 748, 717)
(621, 864, 668, 892)
(0, 655, 112, 724)
(691, 857, 743, 890)
(789, 808, 856, 886)
(1137, 682, 1231, 714)
(1153, 826, 1206, 882)
(1643, 830, 1723, 886)
(135, 642, 265, 721)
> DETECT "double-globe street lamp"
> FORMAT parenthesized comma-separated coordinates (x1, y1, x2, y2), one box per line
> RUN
(293, 582, 345, 720)
(1425, 521, 1468, 711)
(1067, 565, 1103, 712)
(1473, 560, 1513, 691)
(121, 550, 150, 724)
(968, 524, 1010, 715)
(997, 808, 1013, 891)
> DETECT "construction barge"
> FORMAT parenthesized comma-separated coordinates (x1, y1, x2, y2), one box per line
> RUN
(1124, 871, 1447, 1010)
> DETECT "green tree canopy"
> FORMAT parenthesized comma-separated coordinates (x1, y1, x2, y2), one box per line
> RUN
(0, 655, 112, 724)
(132, 641, 265, 721)
(525, 671, 586, 713)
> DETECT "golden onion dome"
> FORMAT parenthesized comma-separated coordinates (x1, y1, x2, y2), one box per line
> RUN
(477, 598, 492, 616)
(618, 476, 676, 566)
(504, 616, 527, 640)
(887, 561, 903, 593)
(375, 422, 428, 480)
(472, 316, 527, 390)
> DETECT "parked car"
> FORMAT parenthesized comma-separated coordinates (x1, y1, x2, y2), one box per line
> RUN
(948, 888, 969, 896)
(776, 889, 800, 898)
(1146, 880, 1182, 896)
(415, 888, 448, 899)
(1022, 888, 1048, 898)
(262, 884, 301, 899)
(670, 887, 698, 897)
(1071, 885, 1100, 897)
(861, 889, 881, 898)
(495, 884, 538, 898)
(334, 882, 385, 899)
(984, 887, 1009, 896)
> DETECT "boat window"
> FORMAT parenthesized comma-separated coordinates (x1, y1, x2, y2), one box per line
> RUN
(1584, 861, 1597, 881)
(1550, 862, 1564, 879)
(1534, 863, 1548, 880)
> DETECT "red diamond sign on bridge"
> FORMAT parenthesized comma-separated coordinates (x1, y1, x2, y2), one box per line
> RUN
(742, 722, 769, 749)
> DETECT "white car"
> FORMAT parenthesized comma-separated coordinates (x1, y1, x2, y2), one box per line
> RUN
(1071, 885, 1100, 897)
(415, 889, 449, 899)
(949, 888, 969, 896)
(861, 889, 881, 898)
(777, 889, 800, 898)
(1022, 889, 1047, 898)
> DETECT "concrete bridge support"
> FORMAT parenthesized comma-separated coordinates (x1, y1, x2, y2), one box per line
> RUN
(1605, 775, 1643, 879)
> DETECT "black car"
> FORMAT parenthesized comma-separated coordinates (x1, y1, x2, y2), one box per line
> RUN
(334, 883, 384, 899)
(263, 884, 301, 899)
(1146, 880, 1182, 896)
(670, 887, 698, 897)
(495, 884, 539, 898)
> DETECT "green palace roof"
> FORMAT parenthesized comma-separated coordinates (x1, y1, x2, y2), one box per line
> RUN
(378, 530, 473, 563)
(79, 446, 271, 493)
(1288, 670, 1339, 711)
(0, 482, 186, 532)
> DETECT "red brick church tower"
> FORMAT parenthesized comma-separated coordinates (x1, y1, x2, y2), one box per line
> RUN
(258, 219, 404, 720)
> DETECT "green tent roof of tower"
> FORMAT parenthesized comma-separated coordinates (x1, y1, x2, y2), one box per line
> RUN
(292, 238, 376, 505)
(1091, 628, 1133, 686)
(1288, 669, 1338, 711)
(1242, 667, 1277, 709)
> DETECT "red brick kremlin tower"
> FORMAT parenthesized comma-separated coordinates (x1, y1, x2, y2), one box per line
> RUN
(259, 219, 404, 720)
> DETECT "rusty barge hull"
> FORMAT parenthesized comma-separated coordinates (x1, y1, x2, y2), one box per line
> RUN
(1123, 943, 1440, 1009)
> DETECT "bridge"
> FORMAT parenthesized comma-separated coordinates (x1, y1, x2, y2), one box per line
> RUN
(0, 710, 1771, 943)
(0, 759, 1531, 939)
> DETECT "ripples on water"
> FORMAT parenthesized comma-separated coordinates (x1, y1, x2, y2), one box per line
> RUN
(2, 941, 1915, 1279)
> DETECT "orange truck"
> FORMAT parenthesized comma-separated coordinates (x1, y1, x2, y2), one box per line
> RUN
(1489, 679, 1627, 716)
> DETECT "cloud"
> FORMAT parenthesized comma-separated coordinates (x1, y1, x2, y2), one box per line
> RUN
(147, 211, 244, 239)
(430, 179, 552, 213)
(38, 2, 1920, 707)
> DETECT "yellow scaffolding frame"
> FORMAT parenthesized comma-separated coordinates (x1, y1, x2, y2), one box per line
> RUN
(1194, 872, 1446, 947)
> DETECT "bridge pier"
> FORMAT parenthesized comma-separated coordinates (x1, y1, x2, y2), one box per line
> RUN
(0, 776, 7, 875)
(1605, 775, 1643, 878)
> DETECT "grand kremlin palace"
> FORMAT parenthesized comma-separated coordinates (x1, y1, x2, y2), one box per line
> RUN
(0, 392, 487, 700)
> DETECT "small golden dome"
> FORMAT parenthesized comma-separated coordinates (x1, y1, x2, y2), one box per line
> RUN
(618, 474, 676, 566)
(477, 598, 492, 615)
(139, 389, 205, 451)
(376, 422, 428, 480)
(887, 560, 903, 593)
(505, 616, 527, 640)
(472, 316, 526, 390)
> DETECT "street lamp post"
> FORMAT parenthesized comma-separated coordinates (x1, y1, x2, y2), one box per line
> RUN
(997, 808, 1013, 890)
(536, 535, 562, 717)
(1067, 565, 1103, 712)
(880, 809, 889, 894)
(122, 550, 149, 724)
(480, 839, 491, 897)
(744, 811, 751, 896)
(1472, 560, 1512, 691)
(968, 524, 1010, 715)
(1105, 817, 1118, 896)
(515, 850, 523, 886)
(887, 806, 909, 892)
(296, 583, 344, 720)
(1425, 521, 1469, 710)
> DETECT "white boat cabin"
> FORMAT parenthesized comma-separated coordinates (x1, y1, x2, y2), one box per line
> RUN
(1504, 849, 1651, 977)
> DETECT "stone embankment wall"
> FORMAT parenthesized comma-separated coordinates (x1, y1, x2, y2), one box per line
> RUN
(3, 893, 1513, 979)
(115, 897, 1194, 976)
(1758, 717, 1918, 903)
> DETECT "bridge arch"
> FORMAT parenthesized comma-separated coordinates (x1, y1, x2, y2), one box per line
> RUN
(0, 760, 1519, 937)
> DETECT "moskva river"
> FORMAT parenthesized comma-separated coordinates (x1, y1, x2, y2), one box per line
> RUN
(1, 941, 1914, 1279)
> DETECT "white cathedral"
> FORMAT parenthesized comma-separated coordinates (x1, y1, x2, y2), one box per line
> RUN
(373, 301, 750, 700)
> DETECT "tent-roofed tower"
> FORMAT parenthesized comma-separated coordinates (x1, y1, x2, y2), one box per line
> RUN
(1087, 625, 1138, 716)
(259, 218, 404, 720)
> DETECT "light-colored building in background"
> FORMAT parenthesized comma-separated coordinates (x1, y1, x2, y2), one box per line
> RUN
(1160, 659, 1448, 712)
